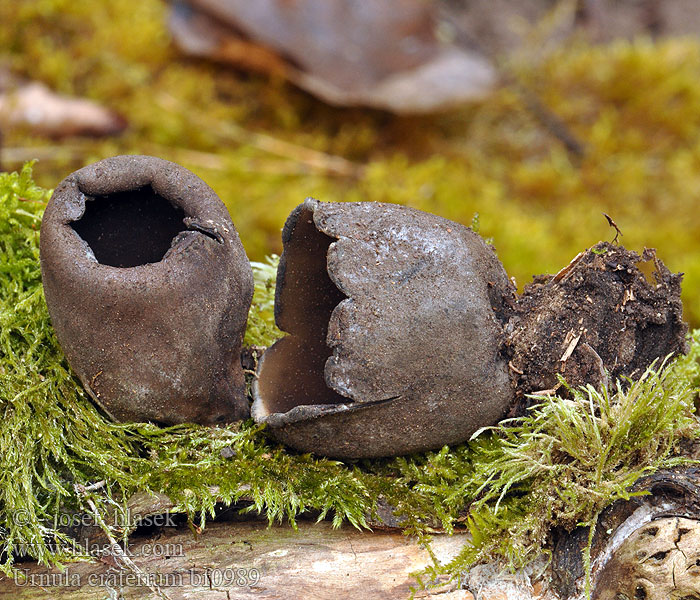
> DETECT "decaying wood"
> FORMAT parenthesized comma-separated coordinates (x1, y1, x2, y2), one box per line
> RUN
(8, 470, 698, 600)
(593, 516, 700, 600)
(552, 466, 700, 599)
(0, 517, 468, 600)
(507, 243, 687, 407)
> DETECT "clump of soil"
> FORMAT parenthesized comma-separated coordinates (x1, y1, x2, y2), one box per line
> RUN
(506, 242, 687, 409)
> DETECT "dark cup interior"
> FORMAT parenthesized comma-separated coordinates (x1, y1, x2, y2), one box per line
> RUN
(71, 186, 186, 268)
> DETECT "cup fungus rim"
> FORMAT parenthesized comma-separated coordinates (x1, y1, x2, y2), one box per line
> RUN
(45, 155, 232, 275)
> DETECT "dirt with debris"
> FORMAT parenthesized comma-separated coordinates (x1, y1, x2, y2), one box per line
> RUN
(506, 242, 687, 410)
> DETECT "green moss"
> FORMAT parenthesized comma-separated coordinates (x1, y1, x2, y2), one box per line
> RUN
(0, 163, 147, 569)
(244, 255, 284, 348)
(441, 355, 698, 594)
(0, 165, 377, 574)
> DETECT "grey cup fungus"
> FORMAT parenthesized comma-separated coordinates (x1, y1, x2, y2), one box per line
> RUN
(252, 199, 516, 458)
(40, 155, 254, 425)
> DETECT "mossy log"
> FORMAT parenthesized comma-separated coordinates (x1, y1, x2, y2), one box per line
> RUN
(0, 517, 467, 600)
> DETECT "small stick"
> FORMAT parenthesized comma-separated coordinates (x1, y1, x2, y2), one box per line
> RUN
(531, 383, 562, 396)
(552, 250, 585, 284)
(74, 484, 173, 600)
(603, 213, 623, 245)
(156, 93, 362, 178)
(560, 332, 582, 363)
(436, 5, 586, 160)
(509, 361, 524, 375)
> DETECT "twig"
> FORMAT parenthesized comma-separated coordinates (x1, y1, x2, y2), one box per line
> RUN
(437, 4, 586, 160)
(141, 144, 320, 176)
(552, 250, 585, 284)
(156, 93, 363, 178)
(2, 144, 324, 176)
(83, 480, 107, 492)
(560, 331, 582, 363)
(603, 212, 623, 245)
(512, 83, 586, 158)
(508, 361, 524, 375)
(74, 484, 173, 600)
(531, 383, 562, 396)
(1, 145, 89, 164)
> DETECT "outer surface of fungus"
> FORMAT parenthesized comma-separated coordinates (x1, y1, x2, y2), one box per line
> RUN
(40, 155, 253, 425)
(253, 199, 516, 458)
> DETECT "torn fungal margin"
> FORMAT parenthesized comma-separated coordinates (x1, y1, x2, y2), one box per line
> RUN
(183, 217, 224, 244)
(253, 202, 349, 418)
